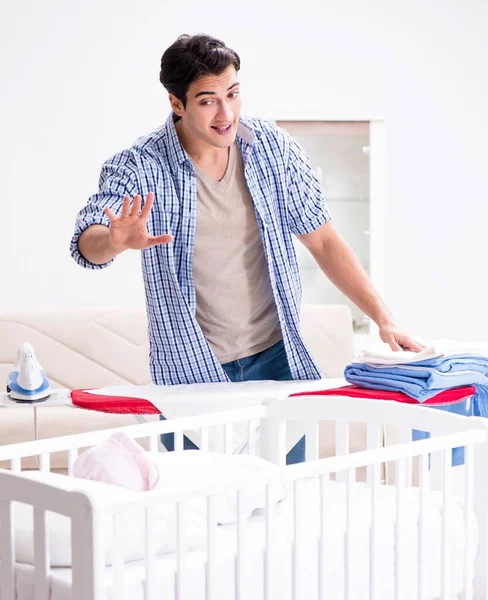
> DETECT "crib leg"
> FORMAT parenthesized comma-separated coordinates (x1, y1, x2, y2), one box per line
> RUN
(473, 430, 488, 599)
(71, 492, 105, 600)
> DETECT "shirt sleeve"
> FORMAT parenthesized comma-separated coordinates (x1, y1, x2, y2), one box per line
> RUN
(286, 137, 331, 235)
(70, 151, 139, 269)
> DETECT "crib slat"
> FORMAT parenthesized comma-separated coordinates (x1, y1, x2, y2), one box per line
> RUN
(224, 422, 233, 454)
(418, 451, 429, 600)
(68, 448, 78, 476)
(148, 435, 158, 452)
(200, 427, 209, 452)
(473, 438, 488, 600)
(176, 501, 187, 599)
(247, 419, 257, 456)
(441, 449, 451, 599)
(260, 418, 287, 466)
(10, 457, 21, 472)
(174, 430, 184, 452)
(369, 461, 380, 599)
(335, 420, 349, 483)
(430, 446, 443, 491)
(236, 490, 245, 600)
(344, 468, 354, 600)
(304, 419, 319, 462)
(319, 473, 330, 600)
(34, 508, 50, 600)
(206, 496, 217, 600)
(39, 453, 50, 473)
(394, 428, 412, 486)
(71, 496, 105, 600)
(292, 480, 299, 600)
(395, 458, 407, 600)
(335, 419, 349, 455)
(145, 506, 157, 600)
(113, 513, 125, 600)
(0, 500, 15, 600)
(464, 445, 474, 600)
(264, 483, 275, 599)
(366, 423, 381, 484)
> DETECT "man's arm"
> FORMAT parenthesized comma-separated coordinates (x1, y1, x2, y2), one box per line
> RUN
(78, 224, 126, 266)
(280, 131, 420, 351)
(298, 220, 422, 352)
(77, 193, 173, 265)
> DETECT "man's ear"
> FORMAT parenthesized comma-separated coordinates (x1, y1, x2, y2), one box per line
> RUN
(169, 93, 185, 117)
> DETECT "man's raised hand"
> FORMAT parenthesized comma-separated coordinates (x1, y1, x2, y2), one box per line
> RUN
(104, 192, 173, 251)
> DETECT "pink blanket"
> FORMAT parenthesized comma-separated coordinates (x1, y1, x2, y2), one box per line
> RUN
(73, 432, 158, 491)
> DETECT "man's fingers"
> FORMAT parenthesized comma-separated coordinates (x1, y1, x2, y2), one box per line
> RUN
(104, 207, 117, 221)
(121, 196, 131, 218)
(140, 192, 155, 220)
(131, 195, 142, 217)
(402, 339, 424, 353)
(386, 337, 403, 352)
(147, 234, 173, 247)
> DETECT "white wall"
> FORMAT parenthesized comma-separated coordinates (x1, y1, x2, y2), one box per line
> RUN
(1, 0, 487, 341)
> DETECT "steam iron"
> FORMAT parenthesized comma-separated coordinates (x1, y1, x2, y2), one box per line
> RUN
(6, 342, 51, 402)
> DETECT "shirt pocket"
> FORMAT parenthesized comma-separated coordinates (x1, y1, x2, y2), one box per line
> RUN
(149, 207, 181, 238)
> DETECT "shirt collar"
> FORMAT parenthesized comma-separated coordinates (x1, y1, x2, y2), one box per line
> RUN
(163, 113, 257, 172)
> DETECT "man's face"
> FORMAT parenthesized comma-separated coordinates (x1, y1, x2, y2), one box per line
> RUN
(173, 66, 241, 149)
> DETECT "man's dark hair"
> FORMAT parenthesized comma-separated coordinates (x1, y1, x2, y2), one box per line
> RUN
(160, 34, 240, 107)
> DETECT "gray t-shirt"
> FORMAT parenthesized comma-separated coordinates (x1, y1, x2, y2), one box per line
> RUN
(192, 143, 281, 363)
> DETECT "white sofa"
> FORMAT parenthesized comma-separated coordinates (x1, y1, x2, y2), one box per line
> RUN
(0, 305, 358, 469)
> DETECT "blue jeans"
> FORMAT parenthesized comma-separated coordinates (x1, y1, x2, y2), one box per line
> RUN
(160, 339, 305, 465)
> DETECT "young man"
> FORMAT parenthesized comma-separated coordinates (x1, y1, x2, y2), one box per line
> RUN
(71, 34, 421, 463)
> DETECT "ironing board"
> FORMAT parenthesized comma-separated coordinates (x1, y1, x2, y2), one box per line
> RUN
(2, 383, 477, 451)
(68, 383, 477, 413)
(69, 382, 477, 455)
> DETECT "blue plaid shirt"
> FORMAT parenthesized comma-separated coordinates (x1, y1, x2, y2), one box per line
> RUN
(71, 114, 331, 384)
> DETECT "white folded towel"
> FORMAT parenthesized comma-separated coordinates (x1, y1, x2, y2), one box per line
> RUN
(356, 339, 488, 365)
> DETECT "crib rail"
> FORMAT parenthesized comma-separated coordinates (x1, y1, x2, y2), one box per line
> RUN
(0, 405, 266, 473)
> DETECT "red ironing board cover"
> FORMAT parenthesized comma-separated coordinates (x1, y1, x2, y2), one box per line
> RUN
(70, 389, 161, 414)
(289, 384, 476, 405)
(71, 384, 476, 414)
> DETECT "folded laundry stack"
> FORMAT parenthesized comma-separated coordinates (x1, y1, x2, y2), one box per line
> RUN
(339, 339, 488, 467)
(345, 339, 488, 417)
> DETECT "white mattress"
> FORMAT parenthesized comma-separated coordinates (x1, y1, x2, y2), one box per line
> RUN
(12, 479, 477, 600)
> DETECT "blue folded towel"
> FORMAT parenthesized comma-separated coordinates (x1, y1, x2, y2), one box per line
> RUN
(344, 354, 488, 405)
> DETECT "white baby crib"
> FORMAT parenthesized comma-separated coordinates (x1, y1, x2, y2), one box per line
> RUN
(0, 394, 488, 600)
